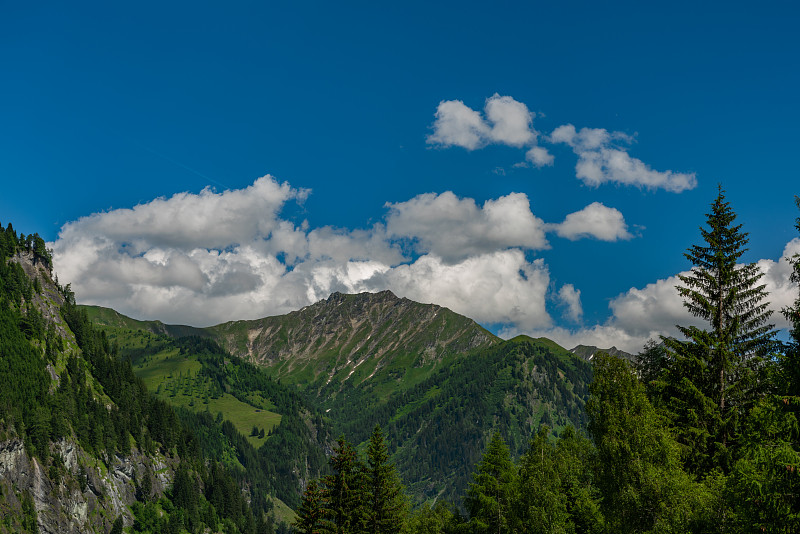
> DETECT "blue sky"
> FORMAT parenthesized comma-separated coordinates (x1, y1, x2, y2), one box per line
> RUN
(2, 1, 799, 352)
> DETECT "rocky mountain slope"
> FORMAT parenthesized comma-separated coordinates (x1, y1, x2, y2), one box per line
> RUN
(82, 291, 595, 506)
(210, 290, 499, 402)
(0, 250, 174, 533)
(0, 227, 273, 533)
(570, 344, 634, 361)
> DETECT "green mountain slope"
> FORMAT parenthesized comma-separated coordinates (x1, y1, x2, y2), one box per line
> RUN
(210, 290, 499, 401)
(332, 335, 593, 502)
(0, 224, 281, 533)
(83, 304, 209, 338)
(82, 322, 334, 509)
(81, 292, 594, 507)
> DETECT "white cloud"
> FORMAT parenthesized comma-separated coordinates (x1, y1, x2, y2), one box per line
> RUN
(525, 146, 554, 167)
(427, 94, 536, 150)
(384, 191, 549, 263)
(516, 239, 800, 353)
(374, 251, 553, 331)
(557, 284, 583, 322)
(550, 124, 697, 193)
(484, 95, 536, 147)
(427, 96, 695, 193)
(51, 176, 557, 329)
(426, 100, 491, 150)
(52, 174, 793, 352)
(550, 202, 633, 241)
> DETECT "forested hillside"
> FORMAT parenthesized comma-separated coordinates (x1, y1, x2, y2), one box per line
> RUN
(0, 223, 278, 533)
(292, 191, 800, 533)
(85, 295, 594, 507)
(80, 315, 334, 510)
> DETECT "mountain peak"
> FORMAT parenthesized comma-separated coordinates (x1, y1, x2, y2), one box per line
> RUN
(211, 291, 498, 394)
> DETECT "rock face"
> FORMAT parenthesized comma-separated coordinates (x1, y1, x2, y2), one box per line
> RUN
(0, 436, 173, 533)
(1, 251, 176, 533)
(210, 290, 498, 386)
(569, 344, 635, 362)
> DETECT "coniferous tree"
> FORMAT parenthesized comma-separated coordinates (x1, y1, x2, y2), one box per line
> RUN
(295, 480, 330, 534)
(728, 196, 800, 531)
(661, 186, 778, 475)
(365, 425, 407, 534)
(323, 437, 367, 534)
(464, 431, 516, 534)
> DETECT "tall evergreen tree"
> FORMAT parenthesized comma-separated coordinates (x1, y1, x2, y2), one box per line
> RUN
(323, 437, 367, 534)
(728, 196, 800, 532)
(365, 425, 407, 534)
(464, 431, 516, 534)
(661, 186, 778, 474)
(295, 480, 329, 534)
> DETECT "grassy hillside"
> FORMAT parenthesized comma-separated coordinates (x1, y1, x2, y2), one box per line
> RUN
(327, 335, 593, 503)
(210, 291, 499, 400)
(80, 296, 593, 508)
(83, 316, 333, 508)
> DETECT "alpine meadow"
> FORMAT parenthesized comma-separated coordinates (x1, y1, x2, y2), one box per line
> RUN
(3, 2, 800, 533)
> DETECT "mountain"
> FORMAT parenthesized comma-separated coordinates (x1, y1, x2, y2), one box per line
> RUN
(570, 344, 635, 362)
(0, 226, 277, 533)
(82, 291, 594, 506)
(210, 290, 499, 400)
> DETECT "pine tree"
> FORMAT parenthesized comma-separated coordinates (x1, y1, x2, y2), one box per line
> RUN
(728, 196, 800, 531)
(323, 437, 367, 534)
(365, 425, 407, 534)
(295, 480, 330, 534)
(464, 431, 516, 534)
(662, 186, 778, 474)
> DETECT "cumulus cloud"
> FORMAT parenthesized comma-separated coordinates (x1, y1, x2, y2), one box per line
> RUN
(516, 239, 800, 353)
(427, 94, 536, 150)
(384, 191, 548, 263)
(550, 202, 633, 241)
(51, 176, 557, 330)
(428, 95, 696, 193)
(426, 100, 490, 150)
(557, 284, 583, 322)
(51, 174, 794, 352)
(525, 146, 554, 167)
(484, 95, 536, 147)
(550, 124, 697, 192)
(371, 251, 553, 331)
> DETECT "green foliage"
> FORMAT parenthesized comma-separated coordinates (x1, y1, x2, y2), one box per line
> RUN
(515, 425, 603, 534)
(405, 502, 457, 534)
(324, 437, 367, 533)
(110, 516, 123, 534)
(296, 432, 408, 534)
(464, 431, 516, 534)
(588, 354, 709, 533)
(366, 425, 407, 534)
(659, 187, 778, 475)
(726, 196, 800, 532)
(295, 479, 328, 534)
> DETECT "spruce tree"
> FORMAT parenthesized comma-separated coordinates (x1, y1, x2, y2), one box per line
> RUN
(728, 196, 800, 531)
(365, 425, 407, 534)
(662, 186, 778, 474)
(295, 480, 329, 534)
(464, 431, 516, 534)
(323, 437, 367, 534)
